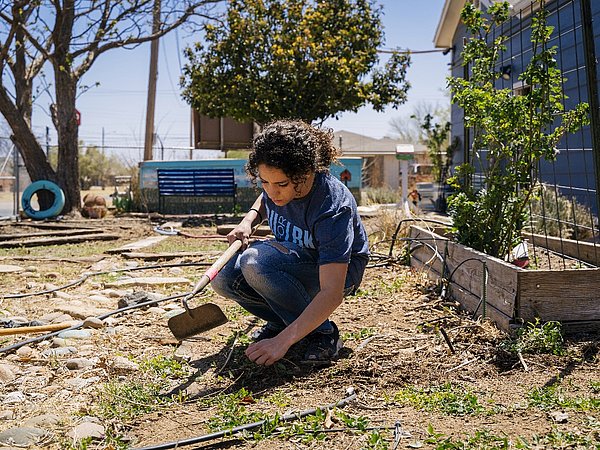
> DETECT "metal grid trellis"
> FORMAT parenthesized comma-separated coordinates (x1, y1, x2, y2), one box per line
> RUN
(452, 0, 600, 269)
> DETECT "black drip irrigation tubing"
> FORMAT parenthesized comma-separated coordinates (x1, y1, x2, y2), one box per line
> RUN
(132, 388, 358, 450)
(0, 292, 189, 354)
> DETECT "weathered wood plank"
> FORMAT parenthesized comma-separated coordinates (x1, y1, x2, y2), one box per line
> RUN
(0, 233, 120, 248)
(518, 269, 600, 322)
(106, 235, 169, 254)
(526, 233, 600, 266)
(0, 229, 101, 241)
(121, 251, 219, 260)
(411, 252, 512, 330)
(410, 226, 518, 318)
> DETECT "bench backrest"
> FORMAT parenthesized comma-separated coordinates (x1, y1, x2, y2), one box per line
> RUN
(157, 168, 236, 197)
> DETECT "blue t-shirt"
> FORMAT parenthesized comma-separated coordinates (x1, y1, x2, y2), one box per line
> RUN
(263, 172, 369, 288)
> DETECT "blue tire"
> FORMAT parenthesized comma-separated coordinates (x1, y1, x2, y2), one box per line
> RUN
(21, 180, 66, 220)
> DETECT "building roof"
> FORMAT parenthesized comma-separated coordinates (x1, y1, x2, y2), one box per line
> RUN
(435, 0, 535, 48)
(333, 130, 427, 156)
(434, 0, 466, 49)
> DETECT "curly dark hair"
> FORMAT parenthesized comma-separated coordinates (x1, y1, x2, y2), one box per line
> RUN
(246, 120, 341, 188)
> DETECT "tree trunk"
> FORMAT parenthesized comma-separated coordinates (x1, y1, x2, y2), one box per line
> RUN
(53, 70, 81, 214)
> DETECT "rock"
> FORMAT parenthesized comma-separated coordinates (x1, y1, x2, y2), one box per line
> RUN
(53, 290, 75, 299)
(3, 391, 26, 404)
(51, 338, 68, 348)
(23, 414, 60, 428)
(41, 347, 78, 358)
(65, 358, 96, 370)
(162, 303, 183, 311)
(112, 356, 139, 372)
(0, 264, 24, 273)
(39, 312, 73, 323)
(16, 346, 38, 359)
(147, 307, 166, 314)
(24, 266, 37, 272)
(83, 317, 104, 329)
(117, 291, 162, 309)
(0, 427, 50, 447)
(550, 411, 569, 423)
(0, 364, 16, 383)
(168, 267, 184, 275)
(174, 341, 195, 362)
(89, 294, 112, 304)
(0, 410, 14, 420)
(65, 376, 100, 390)
(70, 422, 105, 441)
(100, 288, 126, 298)
(164, 309, 186, 319)
(45, 272, 60, 279)
(57, 329, 91, 340)
(53, 304, 111, 320)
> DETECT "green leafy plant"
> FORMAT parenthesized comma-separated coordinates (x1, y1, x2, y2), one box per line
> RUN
(394, 382, 486, 416)
(527, 384, 600, 411)
(447, 1, 589, 259)
(139, 355, 191, 380)
(501, 319, 565, 356)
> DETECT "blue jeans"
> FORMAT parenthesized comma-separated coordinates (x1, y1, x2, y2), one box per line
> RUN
(211, 240, 357, 334)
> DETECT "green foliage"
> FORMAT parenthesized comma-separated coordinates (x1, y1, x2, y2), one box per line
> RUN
(501, 319, 565, 356)
(182, 0, 410, 124)
(447, 1, 589, 259)
(527, 183, 595, 240)
(48, 143, 131, 190)
(206, 387, 267, 432)
(95, 380, 176, 421)
(527, 384, 600, 411)
(417, 113, 459, 185)
(341, 327, 377, 342)
(138, 355, 191, 380)
(424, 425, 515, 449)
(363, 186, 402, 205)
(394, 382, 485, 416)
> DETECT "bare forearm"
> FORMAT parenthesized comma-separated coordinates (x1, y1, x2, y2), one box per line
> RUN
(278, 290, 343, 347)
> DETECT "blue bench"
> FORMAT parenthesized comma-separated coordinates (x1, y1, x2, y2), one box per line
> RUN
(157, 168, 237, 214)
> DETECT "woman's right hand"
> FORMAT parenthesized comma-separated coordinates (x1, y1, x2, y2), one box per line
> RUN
(226, 220, 253, 250)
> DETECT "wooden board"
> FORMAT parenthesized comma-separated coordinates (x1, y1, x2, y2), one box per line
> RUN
(526, 233, 600, 266)
(121, 251, 214, 260)
(105, 235, 169, 254)
(0, 233, 120, 248)
(0, 229, 101, 241)
(410, 226, 518, 319)
(518, 269, 600, 322)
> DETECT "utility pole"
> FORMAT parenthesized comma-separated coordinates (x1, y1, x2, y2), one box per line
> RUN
(144, 0, 161, 161)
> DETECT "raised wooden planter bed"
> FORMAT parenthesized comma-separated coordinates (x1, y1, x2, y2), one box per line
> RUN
(409, 225, 600, 334)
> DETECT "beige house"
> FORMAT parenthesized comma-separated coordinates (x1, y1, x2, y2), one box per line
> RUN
(333, 130, 429, 189)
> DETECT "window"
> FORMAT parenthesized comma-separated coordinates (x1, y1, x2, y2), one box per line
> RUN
(479, 0, 540, 17)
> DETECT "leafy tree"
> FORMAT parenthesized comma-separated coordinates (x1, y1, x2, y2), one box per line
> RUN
(181, 0, 411, 124)
(48, 143, 133, 190)
(446, 1, 589, 259)
(0, 1, 222, 214)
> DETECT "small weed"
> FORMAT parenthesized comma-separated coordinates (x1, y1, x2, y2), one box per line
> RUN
(265, 391, 291, 408)
(95, 380, 178, 421)
(139, 355, 191, 380)
(336, 409, 370, 431)
(394, 382, 486, 416)
(424, 424, 518, 449)
(342, 327, 377, 342)
(500, 319, 565, 356)
(376, 277, 405, 295)
(527, 384, 600, 411)
(206, 387, 265, 432)
(529, 427, 600, 448)
(286, 408, 328, 443)
(363, 430, 388, 450)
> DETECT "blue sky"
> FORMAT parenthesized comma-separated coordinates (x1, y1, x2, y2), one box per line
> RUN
(30, 0, 450, 161)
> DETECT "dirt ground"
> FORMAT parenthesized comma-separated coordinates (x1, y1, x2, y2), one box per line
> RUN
(0, 213, 598, 450)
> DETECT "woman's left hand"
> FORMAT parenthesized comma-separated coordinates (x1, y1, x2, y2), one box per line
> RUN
(245, 336, 290, 366)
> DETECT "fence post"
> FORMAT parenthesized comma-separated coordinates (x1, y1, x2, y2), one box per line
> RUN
(580, 0, 600, 216)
